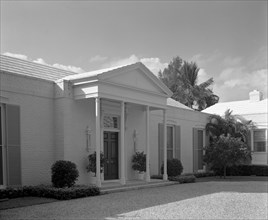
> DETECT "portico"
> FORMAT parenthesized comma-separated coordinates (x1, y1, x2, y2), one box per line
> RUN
(63, 62, 172, 187)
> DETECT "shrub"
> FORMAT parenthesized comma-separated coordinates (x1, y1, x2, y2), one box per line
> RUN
(51, 160, 79, 188)
(86, 152, 106, 175)
(169, 175, 196, 184)
(132, 151, 146, 173)
(221, 164, 268, 176)
(0, 185, 100, 200)
(161, 159, 183, 177)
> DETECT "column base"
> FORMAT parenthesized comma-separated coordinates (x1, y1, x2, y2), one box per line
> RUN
(120, 178, 126, 185)
(146, 174, 151, 182)
(96, 179, 102, 187)
(163, 174, 168, 181)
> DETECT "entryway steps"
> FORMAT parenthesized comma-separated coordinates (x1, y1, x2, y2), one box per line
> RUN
(100, 180, 177, 194)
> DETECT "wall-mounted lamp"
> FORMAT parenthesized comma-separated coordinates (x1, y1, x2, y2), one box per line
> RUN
(86, 126, 91, 152)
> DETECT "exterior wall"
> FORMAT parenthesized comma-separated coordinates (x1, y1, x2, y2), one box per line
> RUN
(0, 72, 55, 185)
(55, 96, 96, 185)
(150, 107, 209, 175)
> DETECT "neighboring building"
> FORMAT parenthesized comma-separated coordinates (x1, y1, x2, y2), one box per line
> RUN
(0, 54, 210, 188)
(203, 90, 268, 165)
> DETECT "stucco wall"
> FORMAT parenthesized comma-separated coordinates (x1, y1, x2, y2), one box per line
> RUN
(0, 72, 55, 185)
(150, 107, 209, 175)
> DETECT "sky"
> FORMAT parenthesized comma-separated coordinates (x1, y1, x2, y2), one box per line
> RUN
(1, 0, 267, 102)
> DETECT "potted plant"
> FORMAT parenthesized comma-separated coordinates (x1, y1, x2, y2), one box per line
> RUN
(86, 151, 106, 178)
(132, 151, 146, 180)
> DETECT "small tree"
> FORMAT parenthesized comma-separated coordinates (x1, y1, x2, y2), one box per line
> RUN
(204, 135, 251, 178)
(132, 151, 146, 173)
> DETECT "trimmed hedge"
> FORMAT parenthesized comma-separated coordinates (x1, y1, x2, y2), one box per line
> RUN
(161, 159, 183, 177)
(217, 165, 268, 176)
(151, 175, 163, 179)
(169, 175, 196, 184)
(0, 185, 100, 200)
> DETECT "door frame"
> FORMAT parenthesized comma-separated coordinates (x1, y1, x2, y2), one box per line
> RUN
(102, 130, 120, 182)
(0, 103, 7, 188)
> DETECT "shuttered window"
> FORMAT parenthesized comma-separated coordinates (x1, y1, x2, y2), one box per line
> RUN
(253, 129, 267, 152)
(158, 124, 181, 174)
(0, 104, 21, 186)
(193, 128, 208, 172)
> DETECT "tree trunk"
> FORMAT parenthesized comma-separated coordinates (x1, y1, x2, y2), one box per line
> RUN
(224, 166, 227, 179)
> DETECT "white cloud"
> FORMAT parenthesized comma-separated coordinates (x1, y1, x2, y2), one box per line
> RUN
(52, 63, 84, 73)
(101, 54, 167, 76)
(189, 51, 220, 68)
(3, 52, 28, 60)
(3, 52, 84, 73)
(197, 68, 210, 85)
(89, 55, 108, 63)
(223, 56, 242, 66)
(33, 58, 48, 65)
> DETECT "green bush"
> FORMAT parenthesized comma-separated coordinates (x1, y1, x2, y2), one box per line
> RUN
(86, 151, 106, 175)
(132, 151, 146, 173)
(51, 160, 79, 188)
(161, 159, 183, 177)
(169, 175, 196, 183)
(0, 185, 100, 200)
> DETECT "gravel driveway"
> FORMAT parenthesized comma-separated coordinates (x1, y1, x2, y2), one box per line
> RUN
(0, 180, 267, 219)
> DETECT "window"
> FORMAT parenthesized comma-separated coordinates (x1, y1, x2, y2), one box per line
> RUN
(167, 126, 174, 159)
(103, 115, 119, 129)
(253, 129, 267, 152)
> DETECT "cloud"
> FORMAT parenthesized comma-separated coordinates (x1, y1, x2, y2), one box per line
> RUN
(3, 52, 28, 60)
(223, 56, 243, 67)
(52, 63, 84, 73)
(3, 52, 84, 73)
(89, 55, 108, 63)
(197, 68, 210, 85)
(33, 58, 48, 65)
(189, 51, 220, 68)
(102, 54, 167, 75)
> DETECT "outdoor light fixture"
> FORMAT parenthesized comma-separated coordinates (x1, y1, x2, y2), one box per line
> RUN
(86, 126, 91, 152)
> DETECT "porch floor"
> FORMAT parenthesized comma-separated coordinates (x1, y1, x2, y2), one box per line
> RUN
(100, 179, 177, 194)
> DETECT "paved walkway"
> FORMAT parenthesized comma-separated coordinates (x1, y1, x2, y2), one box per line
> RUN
(0, 180, 267, 219)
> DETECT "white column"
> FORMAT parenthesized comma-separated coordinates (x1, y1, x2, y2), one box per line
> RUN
(146, 106, 150, 182)
(95, 97, 101, 187)
(163, 109, 168, 181)
(120, 101, 126, 185)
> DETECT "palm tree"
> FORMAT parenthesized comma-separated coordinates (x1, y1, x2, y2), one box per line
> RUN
(206, 109, 253, 143)
(159, 57, 219, 110)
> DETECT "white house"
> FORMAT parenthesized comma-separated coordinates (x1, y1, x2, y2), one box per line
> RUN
(203, 90, 268, 165)
(0, 54, 210, 188)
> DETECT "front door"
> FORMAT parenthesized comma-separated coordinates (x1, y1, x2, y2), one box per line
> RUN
(104, 131, 119, 180)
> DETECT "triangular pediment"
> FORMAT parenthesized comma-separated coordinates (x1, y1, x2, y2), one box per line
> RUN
(99, 62, 172, 97)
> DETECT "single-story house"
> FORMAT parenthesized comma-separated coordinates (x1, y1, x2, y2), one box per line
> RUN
(0, 54, 210, 188)
(203, 90, 268, 165)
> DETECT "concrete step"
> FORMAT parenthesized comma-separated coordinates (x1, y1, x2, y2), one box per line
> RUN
(101, 181, 177, 194)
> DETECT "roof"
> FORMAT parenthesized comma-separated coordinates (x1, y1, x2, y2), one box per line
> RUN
(202, 98, 268, 115)
(167, 98, 193, 110)
(64, 62, 173, 97)
(0, 54, 76, 81)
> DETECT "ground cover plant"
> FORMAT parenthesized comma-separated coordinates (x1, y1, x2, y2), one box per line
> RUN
(0, 185, 100, 200)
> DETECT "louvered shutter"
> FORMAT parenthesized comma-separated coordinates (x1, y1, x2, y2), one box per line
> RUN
(175, 126, 181, 160)
(7, 105, 21, 186)
(158, 123, 164, 174)
(193, 128, 198, 172)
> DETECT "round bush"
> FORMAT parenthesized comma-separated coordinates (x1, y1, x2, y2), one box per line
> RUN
(51, 160, 79, 188)
(161, 159, 183, 177)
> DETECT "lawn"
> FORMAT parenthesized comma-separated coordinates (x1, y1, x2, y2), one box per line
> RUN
(0, 177, 267, 219)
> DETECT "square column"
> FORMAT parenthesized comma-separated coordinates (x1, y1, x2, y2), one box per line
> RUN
(146, 106, 150, 182)
(95, 97, 101, 187)
(120, 101, 126, 185)
(163, 109, 168, 180)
